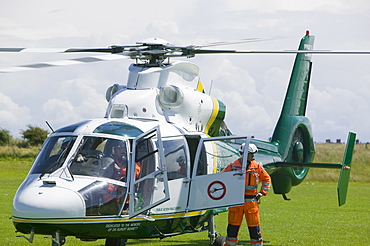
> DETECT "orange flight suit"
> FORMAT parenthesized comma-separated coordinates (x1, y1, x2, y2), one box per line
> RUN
(222, 158, 271, 245)
(105, 160, 141, 201)
(112, 158, 141, 182)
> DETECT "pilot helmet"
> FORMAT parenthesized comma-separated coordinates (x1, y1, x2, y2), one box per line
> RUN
(110, 140, 126, 155)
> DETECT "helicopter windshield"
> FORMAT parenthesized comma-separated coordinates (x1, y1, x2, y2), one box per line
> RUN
(30, 136, 77, 175)
(30, 135, 131, 181)
(69, 137, 129, 180)
(70, 136, 130, 216)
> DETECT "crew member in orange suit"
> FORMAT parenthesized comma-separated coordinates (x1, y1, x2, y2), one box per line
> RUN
(105, 141, 141, 204)
(222, 143, 271, 246)
(111, 143, 141, 182)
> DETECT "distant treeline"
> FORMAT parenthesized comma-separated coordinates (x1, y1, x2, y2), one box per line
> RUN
(0, 125, 49, 148)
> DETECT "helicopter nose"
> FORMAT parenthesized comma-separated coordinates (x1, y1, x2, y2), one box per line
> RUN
(13, 185, 85, 219)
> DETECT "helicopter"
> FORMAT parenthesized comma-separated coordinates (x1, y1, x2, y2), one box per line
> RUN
(1, 31, 364, 246)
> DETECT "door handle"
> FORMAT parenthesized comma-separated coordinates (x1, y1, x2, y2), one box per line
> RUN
(154, 170, 164, 178)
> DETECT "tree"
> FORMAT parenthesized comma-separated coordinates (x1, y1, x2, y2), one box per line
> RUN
(0, 128, 13, 145)
(21, 125, 49, 146)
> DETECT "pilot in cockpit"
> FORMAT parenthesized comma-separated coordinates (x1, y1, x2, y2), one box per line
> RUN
(105, 140, 141, 213)
(110, 141, 141, 182)
(176, 155, 187, 178)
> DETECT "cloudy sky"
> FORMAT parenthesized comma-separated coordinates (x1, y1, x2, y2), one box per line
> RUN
(0, 0, 369, 143)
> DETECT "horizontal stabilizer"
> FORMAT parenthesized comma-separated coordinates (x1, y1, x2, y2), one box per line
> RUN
(266, 132, 356, 206)
(269, 162, 342, 169)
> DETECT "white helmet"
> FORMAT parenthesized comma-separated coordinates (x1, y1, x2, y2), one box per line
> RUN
(239, 143, 258, 155)
(248, 143, 258, 154)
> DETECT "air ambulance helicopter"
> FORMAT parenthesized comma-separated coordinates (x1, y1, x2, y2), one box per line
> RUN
(1, 31, 366, 246)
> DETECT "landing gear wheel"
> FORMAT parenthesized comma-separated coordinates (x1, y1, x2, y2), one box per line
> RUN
(105, 238, 128, 246)
(213, 236, 226, 246)
(51, 236, 65, 246)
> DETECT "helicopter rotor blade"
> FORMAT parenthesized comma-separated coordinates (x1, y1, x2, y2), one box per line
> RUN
(0, 45, 143, 54)
(2, 49, 369, 73)
(188, 49, 370, 55)
(1, 36, 370, 73)
(0, 53, 128, 73)
(0, 36, 283, 54)
(191, 36, 286, 48)
(2, 46, 369, 55)
(65, 45, 145, 54)
(0, 47, 80, 53)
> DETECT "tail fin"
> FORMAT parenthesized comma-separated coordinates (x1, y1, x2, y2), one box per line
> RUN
(271, 32, 315, 160)
(280, 32, 314, 117)
(269, 33, 356, 203)
(269, 32, 316, 194)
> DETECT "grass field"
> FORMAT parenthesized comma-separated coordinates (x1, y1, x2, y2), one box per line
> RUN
(1, 144, 370, 245)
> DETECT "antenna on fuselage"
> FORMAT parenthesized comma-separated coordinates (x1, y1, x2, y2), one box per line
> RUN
(45, 121, 55, 133)
(209, 80, 214, 95)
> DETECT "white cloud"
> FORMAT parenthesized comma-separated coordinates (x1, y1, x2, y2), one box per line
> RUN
(0, 93, 32, 136)
(217, 0, 368, 13)
(308, 85, 369, 142)
(42, 98, 78, 124)
(201, 57, 277, 139)
(39, 77, 109, 130)
(0, 0, 369, 142)
(145, 21, 180, 36)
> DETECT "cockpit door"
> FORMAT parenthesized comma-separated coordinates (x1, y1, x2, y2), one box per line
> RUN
(187, 136, 250, 211)
(129, 126, 169, 218)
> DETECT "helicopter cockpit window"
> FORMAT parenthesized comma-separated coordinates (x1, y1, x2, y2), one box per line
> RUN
(135, 138, 155, 178)
(70, 137, 130, 181)
(93, 121, 143, 137)
(54, 120, 90, 133)
(161, 139, 187, 180)
(72, 137, 131, 216)
(195, 138, 241, 176)
(30, 136, 77, 175)
(196, 145, 208, 176)
(78, 180, 127, 216)
(213, 139, 241, 172)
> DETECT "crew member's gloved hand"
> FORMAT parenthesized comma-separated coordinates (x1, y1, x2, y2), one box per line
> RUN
(255, 192, 264, 201)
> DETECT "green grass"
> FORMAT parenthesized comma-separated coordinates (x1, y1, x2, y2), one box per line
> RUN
(1, 143, 370, 245)
(2, 180, 369, 245)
